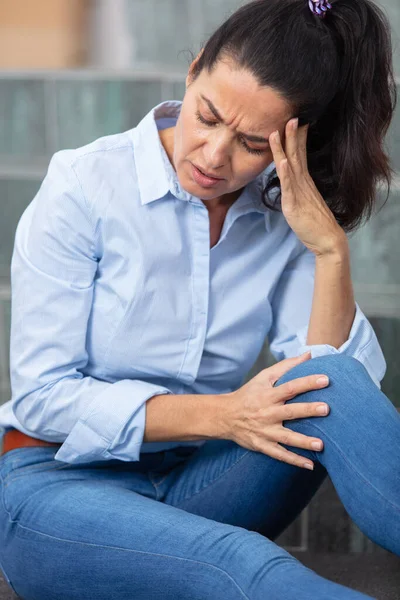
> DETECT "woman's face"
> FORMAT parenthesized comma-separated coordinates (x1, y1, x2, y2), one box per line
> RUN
(172, 56, 293, 203)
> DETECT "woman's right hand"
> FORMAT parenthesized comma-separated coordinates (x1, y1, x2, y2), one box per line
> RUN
(223, 351, 330, 470)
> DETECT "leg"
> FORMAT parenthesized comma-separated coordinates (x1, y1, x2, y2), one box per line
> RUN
(151, 355, 399, 552)
(152, 437, 328, 541)
(273, 354, 400, 555)
(0, 446, 373, 599)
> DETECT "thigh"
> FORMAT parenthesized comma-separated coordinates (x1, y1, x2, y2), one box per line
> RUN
(0, 447, 348, 600)
(153, 438, 327, 540)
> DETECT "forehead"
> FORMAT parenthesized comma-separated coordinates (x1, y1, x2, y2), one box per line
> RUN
(197, 58, 292, 133)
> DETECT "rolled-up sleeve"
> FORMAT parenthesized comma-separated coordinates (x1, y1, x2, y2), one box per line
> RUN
(268, 245, 386, 389)
(10, 151, 172, 464)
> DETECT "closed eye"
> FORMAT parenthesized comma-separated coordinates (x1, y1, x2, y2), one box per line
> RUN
(195, 111, 267, 156)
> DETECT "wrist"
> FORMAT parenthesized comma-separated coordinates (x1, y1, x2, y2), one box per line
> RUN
(315, 235, 349, 263)
(199, 393, 234, 440)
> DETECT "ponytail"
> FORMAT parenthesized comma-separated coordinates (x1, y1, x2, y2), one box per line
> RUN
(192, 0, 397, 232)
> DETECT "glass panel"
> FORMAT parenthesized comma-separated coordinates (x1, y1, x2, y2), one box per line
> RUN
(55, 80, 124, 149)
(385, 82, 400, 173)
(370, 317, 400, 407)
(0, 79, 47, 158)
(383, 0, 400, 78)
(120, 80, 164, 130)
(0, 385, 11, 407)
(349, 186, 400, 287)
(127, 0, 192, 69)
(0, 180, 40, 279)
(0, 296, 11, 406)
(172, 81, 186, 102)
(55, 80, 163, 149)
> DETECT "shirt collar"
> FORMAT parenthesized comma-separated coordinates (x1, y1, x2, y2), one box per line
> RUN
(131, 100, 277, 232)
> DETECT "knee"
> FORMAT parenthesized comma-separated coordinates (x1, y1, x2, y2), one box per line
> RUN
(275, 354, 372, 392)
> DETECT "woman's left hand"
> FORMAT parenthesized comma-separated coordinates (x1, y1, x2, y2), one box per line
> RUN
(269, 118, 347, 257)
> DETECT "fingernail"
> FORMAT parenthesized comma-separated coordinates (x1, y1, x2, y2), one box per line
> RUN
(317, 405, 329, 415)
(316, 376, 329, 385)
(311, 441, 322, 450)
(292, 118, 298, 130)
(304, 463, 314, 470)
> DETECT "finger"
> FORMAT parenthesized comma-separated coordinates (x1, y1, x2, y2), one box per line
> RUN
(269, 351, 311, 385)
(269, 129, 287, 171)
(260, 441, 314, 470)
(272, 426, 324, 452)
(298, 123, 309, 172)
(278, 401, 330, 420)
(269, 126, 296, 206)
(279, 159, 296, 210)
(271, 374, 330, 401)
(283, 118, 302, 177)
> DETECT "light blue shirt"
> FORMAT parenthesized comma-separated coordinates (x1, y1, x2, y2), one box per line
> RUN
(0, 100, 386, 464)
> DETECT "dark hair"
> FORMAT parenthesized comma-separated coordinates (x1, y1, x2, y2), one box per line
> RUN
(190, 0, 397, 232)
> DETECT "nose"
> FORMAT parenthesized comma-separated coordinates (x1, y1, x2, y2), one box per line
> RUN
(204, 131, 230, 171)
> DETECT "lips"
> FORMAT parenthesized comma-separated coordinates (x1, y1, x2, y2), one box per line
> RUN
(191, 163, 224, 188)
(194, 165, 224, 180)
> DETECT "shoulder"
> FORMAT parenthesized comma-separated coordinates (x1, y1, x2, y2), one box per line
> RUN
(50, 129, 136, 181)
(43, 128, 140, 218)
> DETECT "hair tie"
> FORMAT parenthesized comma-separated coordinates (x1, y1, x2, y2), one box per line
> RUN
(308, 0, 333, 18)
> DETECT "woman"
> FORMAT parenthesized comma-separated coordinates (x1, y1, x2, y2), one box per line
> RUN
(0, 0, 398, 598)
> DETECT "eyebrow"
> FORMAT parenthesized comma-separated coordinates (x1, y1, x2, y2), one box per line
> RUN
(200, 94, 270, 144)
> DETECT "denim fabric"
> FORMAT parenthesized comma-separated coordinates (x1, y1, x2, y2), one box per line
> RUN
(0, 355, 398, 599)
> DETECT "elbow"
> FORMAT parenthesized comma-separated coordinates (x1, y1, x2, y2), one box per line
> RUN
(12, 382, 65, 440)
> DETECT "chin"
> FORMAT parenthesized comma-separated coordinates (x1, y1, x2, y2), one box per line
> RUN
(180, 176, 219, 198)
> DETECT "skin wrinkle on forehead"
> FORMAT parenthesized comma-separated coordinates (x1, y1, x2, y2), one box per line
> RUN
(199, 93, 275, 144)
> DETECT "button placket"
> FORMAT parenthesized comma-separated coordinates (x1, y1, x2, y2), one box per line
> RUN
(178, 202, 210, 384)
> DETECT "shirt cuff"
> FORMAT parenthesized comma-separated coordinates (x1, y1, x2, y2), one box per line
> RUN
(54, 379, 172, 464)
(295, 303, 386, 389)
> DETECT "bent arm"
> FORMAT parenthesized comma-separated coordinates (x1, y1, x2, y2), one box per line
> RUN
(10, 152, 184, 465)
(306, 241, 356, 349)
(268, 241, 386, 389)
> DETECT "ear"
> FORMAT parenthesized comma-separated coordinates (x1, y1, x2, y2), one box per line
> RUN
(185, 48, 204, 89)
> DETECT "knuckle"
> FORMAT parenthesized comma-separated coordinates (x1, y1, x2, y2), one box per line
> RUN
(284, 406, 294, 419)
(248, 432, 260, 452)
(285, 382, 295, 396)
(280, 433, 290, 445)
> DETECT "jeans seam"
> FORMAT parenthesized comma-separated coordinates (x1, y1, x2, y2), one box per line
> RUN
(153, 473, 170, 487)
(304, 420, 400, 513)
(174, 448, 251, 506)
(148, 471, 163, 500)
(13, 523, 251, 600)
(0, 471, 13, 525)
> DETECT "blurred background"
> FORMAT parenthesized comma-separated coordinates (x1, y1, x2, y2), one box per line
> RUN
(0, 0, 399, 556)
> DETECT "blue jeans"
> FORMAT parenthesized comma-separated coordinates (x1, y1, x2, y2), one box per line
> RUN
(0, 355, 399, 600)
